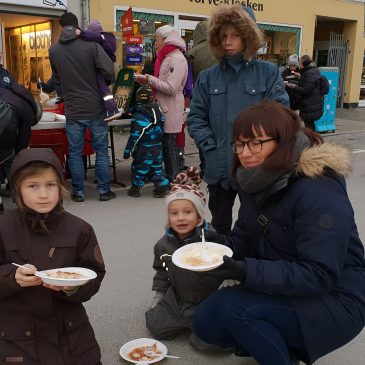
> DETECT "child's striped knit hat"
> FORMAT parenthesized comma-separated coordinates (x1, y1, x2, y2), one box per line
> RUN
(166, 166, 206, 224)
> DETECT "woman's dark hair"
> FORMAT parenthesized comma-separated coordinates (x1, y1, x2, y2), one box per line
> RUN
(300, 54, 312, 68)
(232, 101, 323, 176)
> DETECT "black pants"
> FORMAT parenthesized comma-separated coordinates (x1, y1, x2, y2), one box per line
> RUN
(145, 286, 195, 340)
(162, 133, 178, 181)
(303, 120, 315, 130)
(0, 149, 14, 192)
(208, 184, 241, 235)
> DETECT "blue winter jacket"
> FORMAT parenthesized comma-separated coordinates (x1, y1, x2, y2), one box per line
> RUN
(187, 57, 289, 188)
(123, 103, 164, 158)
(229, 143, 365, 364)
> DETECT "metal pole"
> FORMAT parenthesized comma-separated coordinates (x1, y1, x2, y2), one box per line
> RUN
(81, 0, 89, 30)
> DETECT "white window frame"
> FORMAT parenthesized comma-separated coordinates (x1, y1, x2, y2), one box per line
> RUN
(113, 5, 207, 32)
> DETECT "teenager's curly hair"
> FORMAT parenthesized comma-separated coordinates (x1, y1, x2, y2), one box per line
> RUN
(208, 5, 264, 61)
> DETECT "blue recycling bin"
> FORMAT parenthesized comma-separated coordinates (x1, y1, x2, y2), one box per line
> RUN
(314, 67, 339, 133)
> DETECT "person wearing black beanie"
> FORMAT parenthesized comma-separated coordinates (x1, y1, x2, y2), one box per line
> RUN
(59, 12, 79, 28)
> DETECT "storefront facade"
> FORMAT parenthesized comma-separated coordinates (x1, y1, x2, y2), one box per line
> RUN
(90, 0, 365, 107)
(0, 0, 81, 95)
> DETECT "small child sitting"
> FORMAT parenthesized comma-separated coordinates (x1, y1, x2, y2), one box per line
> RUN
(77, 20, 122, 122)
(123, 86, 169, 198)
(145, 167, 231, 350)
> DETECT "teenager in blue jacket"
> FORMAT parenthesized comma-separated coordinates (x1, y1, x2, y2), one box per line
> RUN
(192, 101, 365, 365)
(187, 5, 289, 235)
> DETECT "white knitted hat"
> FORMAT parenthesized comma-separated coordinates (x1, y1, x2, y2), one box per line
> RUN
(165, 167, 206, 225)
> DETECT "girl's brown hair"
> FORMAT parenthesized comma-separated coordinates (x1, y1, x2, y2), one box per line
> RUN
(232, 101, 323, 176)
(208, 5, 264, 61)
(12, 162, 69, 211)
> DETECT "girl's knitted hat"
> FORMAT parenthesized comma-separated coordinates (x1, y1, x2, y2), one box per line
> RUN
(87, 20, 103, 33)
(166, 167, 206, 224)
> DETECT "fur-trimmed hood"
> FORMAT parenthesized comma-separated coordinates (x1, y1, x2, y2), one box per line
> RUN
(296, 143, 352, 178)
(208, 5, 264, 61)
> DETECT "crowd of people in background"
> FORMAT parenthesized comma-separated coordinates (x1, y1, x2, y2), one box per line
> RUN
(0, 4, 364, 365)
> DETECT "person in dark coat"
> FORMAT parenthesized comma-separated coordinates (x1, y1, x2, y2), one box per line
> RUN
(0, 59, 40, 214)
(76, 20, 122, 122)
(285, 55, 324, 130)
(281, 54, 300, 112)
(49, 12, 116, 202)
(145, 167, 229, 349)
(192, 101, 365, 365)
(187, 21, 217, 83)
(187, 21, 218, 177)
(0, 148, 105, 365)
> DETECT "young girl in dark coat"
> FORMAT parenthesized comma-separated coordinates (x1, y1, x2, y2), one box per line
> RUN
(77, 20, 122, 122)
(145, 167, 231, 350)
(0, 148, 105, 365)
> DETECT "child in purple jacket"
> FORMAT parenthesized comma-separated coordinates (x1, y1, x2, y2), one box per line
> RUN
(77, 20, 122, 122)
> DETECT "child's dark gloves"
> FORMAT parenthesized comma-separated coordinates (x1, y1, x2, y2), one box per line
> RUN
(123, 151, 130, 160)
(220, 255, 247, 282)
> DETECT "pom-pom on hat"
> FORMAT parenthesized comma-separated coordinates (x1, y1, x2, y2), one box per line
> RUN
(166, 167, 206, 225)
(288, 54, 299, 66)
(87, 20, 103, 33)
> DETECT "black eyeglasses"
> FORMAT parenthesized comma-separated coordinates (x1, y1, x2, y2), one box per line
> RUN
(232, 138, 277, 154)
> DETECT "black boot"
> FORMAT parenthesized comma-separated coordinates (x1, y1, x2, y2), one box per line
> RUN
(153, 185, 169, 198)
(127, 186, 140, 197)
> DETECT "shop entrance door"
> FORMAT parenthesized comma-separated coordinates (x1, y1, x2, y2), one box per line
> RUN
(328, 32, 349, 108)
(178, 20, 201, 52)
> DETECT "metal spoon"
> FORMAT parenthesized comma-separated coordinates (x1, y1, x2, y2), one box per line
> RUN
(200, 228, 211, 263)
(144, 350, 180, 359)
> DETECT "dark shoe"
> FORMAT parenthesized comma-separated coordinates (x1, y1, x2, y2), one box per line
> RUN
(189, 333, 234, 353)
(71, 194, 85, 202)
(104, 110, 123, 123)
(99, 190, 116, 201)
(290, 351, 301, 365)
(127, 186, 140, 198)
(153, 186, 169, 198)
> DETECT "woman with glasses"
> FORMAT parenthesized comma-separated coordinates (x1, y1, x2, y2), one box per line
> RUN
(192, 100, 365, 365)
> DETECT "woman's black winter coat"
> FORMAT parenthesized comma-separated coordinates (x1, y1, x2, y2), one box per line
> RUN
(294, 65, 324, 123)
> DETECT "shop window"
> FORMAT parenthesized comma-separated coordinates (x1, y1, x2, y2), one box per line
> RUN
(257, 23, 301, 68)
(115, 10, 174, 73)
(5, 22, 52, 93)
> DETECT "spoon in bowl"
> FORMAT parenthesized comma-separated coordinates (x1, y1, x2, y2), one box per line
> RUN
(144, 350, 180, 359)
(12, 263, 39, 275)
(200, 228, 211, 263)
